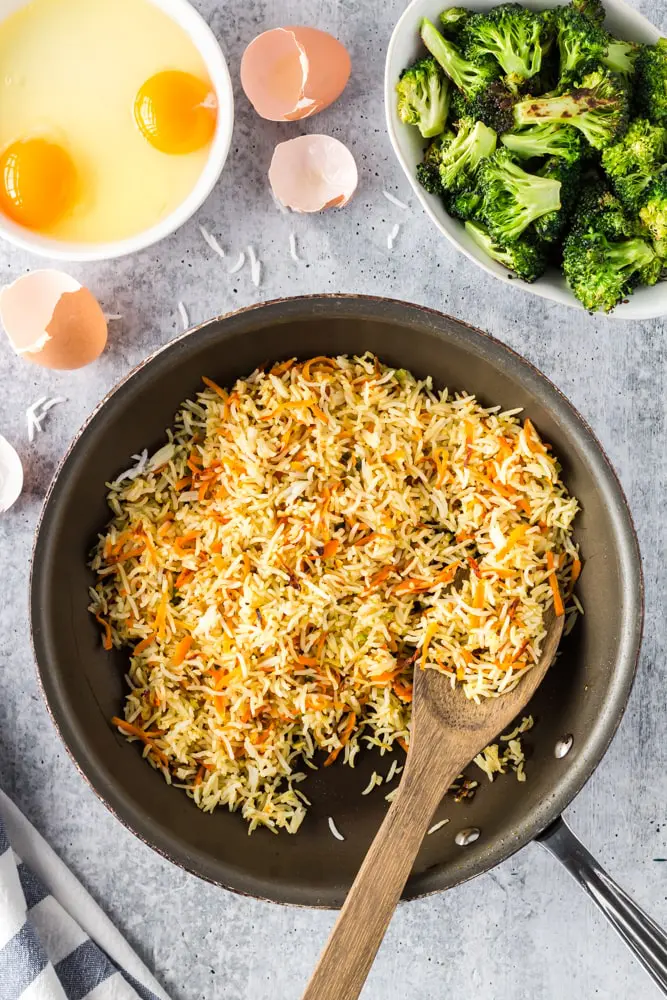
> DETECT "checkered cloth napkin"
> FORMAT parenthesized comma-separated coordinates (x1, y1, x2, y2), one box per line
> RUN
(0, 790, 170, 1000)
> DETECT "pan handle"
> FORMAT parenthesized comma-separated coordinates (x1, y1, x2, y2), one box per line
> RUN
(538, 816, 667, 995)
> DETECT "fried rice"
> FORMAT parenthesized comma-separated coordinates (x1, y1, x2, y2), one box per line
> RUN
(88, 354, 581, 833)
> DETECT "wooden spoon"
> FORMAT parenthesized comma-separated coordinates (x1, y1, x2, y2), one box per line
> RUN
(302, 613, 564, 1000)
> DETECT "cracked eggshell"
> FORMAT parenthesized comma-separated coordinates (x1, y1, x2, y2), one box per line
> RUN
(0, 269, 108, 370)
(268, 135, 358, 213)
(240, 26, 351, 122)
(0, 435, 23, 513)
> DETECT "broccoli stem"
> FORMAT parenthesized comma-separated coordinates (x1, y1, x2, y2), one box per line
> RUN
(420, 18, 481, 95)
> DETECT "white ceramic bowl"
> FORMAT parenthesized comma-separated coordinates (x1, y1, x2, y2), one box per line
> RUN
(385, 0, 666, 319)
(0, 0, 234, 262)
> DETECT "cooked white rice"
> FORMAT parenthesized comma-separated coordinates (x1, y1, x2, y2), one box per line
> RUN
(89, 354, 580, 833)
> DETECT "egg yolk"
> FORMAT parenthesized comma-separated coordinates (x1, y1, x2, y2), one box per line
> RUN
(134, 70, 217, 155)
(0, 139, 77, 231)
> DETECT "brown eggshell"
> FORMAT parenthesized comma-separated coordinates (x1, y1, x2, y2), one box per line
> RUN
(240, 26, 350, 122)
(0, 270, 108, 370)
(287, 27, 351, 120)
(268, 135, 358, 213)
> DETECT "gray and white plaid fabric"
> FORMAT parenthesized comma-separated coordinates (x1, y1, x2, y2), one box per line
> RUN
(0, 790, 170, 1000)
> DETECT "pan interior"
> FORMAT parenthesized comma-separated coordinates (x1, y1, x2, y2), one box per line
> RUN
(31, 298, 641, 908)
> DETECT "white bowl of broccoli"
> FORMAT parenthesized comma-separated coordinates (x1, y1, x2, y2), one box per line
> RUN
(385, 0, 667, 317)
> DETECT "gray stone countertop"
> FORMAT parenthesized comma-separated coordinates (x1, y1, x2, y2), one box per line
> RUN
(1, 1, 666, 997)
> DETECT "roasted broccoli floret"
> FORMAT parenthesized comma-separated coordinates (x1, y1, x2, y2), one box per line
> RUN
(421, 18, 500, 99)
(571, 179, 639, 239)
(477, 148, 562, 241)
(554, 2, 608, 86)
(397, 57, 451, 138)
(601, 118, 667, 211)
(501, 122, 584, 163)
(439, 6, 469, 37)
(420, 17, 515, 131)
(571, 0, 606, 26)
(460, 3, 550, 90)
(465, 220, 549, 281)
(435, 118, 498, 194)
(563, 229, 661, 311)
(636, 38, 667, 126)
(533, 158, 582, 242)
(639, 174, 667, 254)
(417, 134, 452, 194)
(446, 187, 483, 220)
(513, 69, 630, 150)
(417, 121, 496, 196)
(603, 38, 641, 82)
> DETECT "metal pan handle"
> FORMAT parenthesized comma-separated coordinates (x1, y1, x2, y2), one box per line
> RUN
(538, 816, 667, 995)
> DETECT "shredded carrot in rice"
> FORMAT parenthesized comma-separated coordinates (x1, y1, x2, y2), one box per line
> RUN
(546, 551, 565, 617)
(89, 354, 580, 834)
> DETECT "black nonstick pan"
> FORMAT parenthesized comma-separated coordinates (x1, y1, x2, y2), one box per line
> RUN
(30, 296, 667, 989)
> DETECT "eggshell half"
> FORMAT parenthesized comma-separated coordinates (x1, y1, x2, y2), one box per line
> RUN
(269, 135, 358, 213)
(0, 434, 23, 513)
(0, 270, 108, 370)
(241, 26, 351, 122)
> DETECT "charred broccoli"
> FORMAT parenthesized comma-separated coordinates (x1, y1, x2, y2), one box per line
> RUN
(555, 2, 608, 84)
(418, 117, 497, 196)
(636, 38, 667, 126)
(446, 187, 483, 220)
(639, 174, 667, 254)
(439, 7, 469, 37)
(501, 121, 584, 163)
(570, 179, 639, 239)
(397, 57, 451, 138)
(477, 148, 562, 241)
(397, 0, 667, 310)
(513, 69, 630, 149)
(601, 118, 667, 211)
(571, 0, 606, 26)
(533, 158, 582, 242)
(460, 3, 551, 90)
(465, 220, 549, 281)
(563, 229, 661, 311)
(421, 18, 515, 131)
(417, 134, 452, 194)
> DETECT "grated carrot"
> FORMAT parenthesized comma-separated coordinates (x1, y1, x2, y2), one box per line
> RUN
(111, 717, 161, 741)
(201, 376, 227, 399)
(171, 635, 192, 666)
(155, 593, 169, 640)
(270, 359, 295, 376)
(393, 680, 413, 702)
(95, 614, 112, 651)
(296, 655, 319, 667)
(546, 551, 565, 617)
(134, 633, 156, 655)
(175, 568, 194, 589)
(495, 524, 529, 561)
(352, 531, 380, 548)
(321, 539, 341, 559)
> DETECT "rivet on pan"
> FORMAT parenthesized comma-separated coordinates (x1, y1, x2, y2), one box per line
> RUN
(554, 734, 574, 758)
(455, 827, 480, 847)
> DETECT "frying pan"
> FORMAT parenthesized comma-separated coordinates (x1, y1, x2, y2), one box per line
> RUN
(30, 296, 667, 988)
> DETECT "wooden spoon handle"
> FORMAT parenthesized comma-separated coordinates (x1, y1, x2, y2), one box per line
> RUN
(301, 757, 463, 1000)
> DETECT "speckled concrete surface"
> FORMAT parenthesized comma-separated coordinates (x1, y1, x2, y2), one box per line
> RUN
(1, 1, 666, 997)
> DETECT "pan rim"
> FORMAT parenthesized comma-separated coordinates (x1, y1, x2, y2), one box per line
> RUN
(29, 294, 644, 908)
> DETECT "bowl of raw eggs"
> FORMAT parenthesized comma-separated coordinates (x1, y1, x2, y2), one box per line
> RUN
(0, 0, 234, 261)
